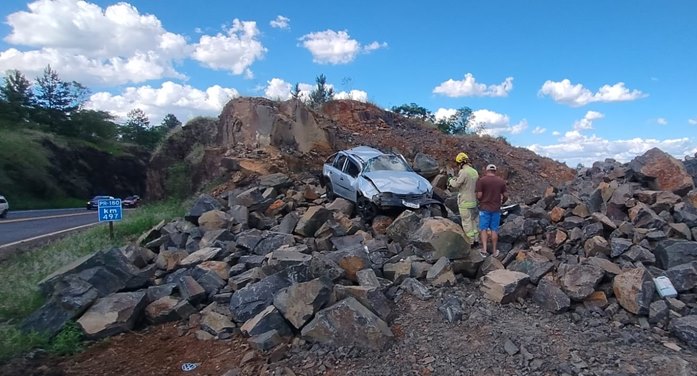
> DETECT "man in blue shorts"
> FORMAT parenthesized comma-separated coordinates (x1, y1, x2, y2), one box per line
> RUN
(475, 164, 508, 258)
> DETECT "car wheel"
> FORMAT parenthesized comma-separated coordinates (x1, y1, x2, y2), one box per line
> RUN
(357, 195, 378, 221)
(0, 210, 6, 218)
(326, 181, 336, 201)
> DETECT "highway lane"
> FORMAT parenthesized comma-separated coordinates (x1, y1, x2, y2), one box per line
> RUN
(2, 207, 87, 220)
(0, 209, 136, 249)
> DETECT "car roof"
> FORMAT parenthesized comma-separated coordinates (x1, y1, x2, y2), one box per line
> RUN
(344, 146, 386, 162)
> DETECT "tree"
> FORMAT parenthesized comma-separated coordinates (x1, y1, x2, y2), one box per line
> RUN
(121, 108, 170, 148)
(160, 113, 181, 130)
(0, 70, 33, 122)
(71, 109, 119, 141)
(290, 83, 301, 100)
(308, 74, 333, 107)
(32, 65, 89, 133)
(120, 108, 150, 144)
(435, 106, 481, 135)
(390, 103, 434, 122)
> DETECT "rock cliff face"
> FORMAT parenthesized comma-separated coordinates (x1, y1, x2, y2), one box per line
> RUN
(44, 140, 148, 198)
(146, 97, 575, 201)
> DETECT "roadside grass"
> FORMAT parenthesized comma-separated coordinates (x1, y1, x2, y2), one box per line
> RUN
(0, 199, 185, 362)
(11, 197, 86, 211)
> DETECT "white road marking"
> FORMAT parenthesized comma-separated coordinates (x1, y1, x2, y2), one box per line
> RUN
(0, 222, 100, 249)
(0, 211, 96, 224)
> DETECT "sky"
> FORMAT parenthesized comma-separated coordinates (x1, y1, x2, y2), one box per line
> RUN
(0, 0, 696, 167)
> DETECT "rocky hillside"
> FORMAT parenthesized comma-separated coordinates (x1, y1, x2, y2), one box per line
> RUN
(146, 98, 575, 202)
(16, 146, 697, 375)
(0, 129, 149, 208)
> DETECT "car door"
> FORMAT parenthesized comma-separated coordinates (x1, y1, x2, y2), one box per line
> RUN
(327, 153, 348, 198)
(340, 157, 362, 202)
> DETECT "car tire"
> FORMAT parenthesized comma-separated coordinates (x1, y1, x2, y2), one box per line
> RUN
(357, 195, 378, 221)
(0, 210, 6, 218)
(326, 181, 336, 201)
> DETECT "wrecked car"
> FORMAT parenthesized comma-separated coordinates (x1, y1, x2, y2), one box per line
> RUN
(321, 146, 445, 219)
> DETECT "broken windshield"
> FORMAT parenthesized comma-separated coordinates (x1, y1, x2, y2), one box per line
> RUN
(363, 155, 412, 172)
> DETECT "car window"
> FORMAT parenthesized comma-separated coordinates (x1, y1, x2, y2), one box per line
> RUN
(334, 155, 347, 170)
(364, 155, 412, 172)
(0, 198, 6, 204)
(325, 153, 337, 165)
(344, 159, 361, 178)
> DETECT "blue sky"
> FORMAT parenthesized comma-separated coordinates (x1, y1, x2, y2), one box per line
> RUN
(1, 0, 696, 166)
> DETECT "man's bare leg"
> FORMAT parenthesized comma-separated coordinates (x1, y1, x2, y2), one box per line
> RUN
(491, 231, 499, 257)
(480, 230, 489, 254)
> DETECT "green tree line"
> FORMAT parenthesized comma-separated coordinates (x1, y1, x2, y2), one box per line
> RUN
(0, 66, 180, 148)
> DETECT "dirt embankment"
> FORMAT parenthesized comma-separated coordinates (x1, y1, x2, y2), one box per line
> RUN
(146, 98, 574, 202)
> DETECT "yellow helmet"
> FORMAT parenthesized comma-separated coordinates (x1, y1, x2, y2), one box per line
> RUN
(455, 152, 469, 164)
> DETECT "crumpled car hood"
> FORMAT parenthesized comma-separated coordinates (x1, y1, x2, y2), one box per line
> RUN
(362, 171, 431, 195)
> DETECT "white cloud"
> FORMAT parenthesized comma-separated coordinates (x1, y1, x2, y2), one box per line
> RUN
(263, 78, 367, 102)
(363, 41, 388, 52)
(0, 0, 190, 85)
(539, 79, 646, 107)
(532, 127, 546, 134)
(264, 78, 292, 100)
(192, 19, 266, 76)
(433, 73, 513, 97)
(656, 117, 668, 125)
(573, 110, 604, 130)
(434, 108, 457, 121)
(528, 135, 697, 167)
(270, 15, 290, 29)
(529, 110, 696, 165)
(688, 118, 697, 125)
(334, 89, 368, 102)
(552, 131, 561, 136)
(473, 109, 527, 136)
(434, 107, 526, 136)
(299, 30, 386, 64)
(86, 81, 238, 124)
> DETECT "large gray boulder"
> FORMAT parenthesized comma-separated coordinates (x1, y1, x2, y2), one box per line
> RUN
(332, 285, 393, 322)
(613, 267, 655, 315)
(410, 217, 471, 261)
(259, 173, 293, 190)
(38, 247, 148, 297)
(412, 153, 439, 179)
(77, 291, 147, 339)
(185, 194, 223, 225)
(560, 264, 604, 301)
(506, 252, 554, 284)
(481, 270, 530, 304)
(532, 278, 570, 313)
(240, 305, 293, 337)
(229, 264, 312, 322)
(301, 297, 393, 350)
(386, 210, 422, 245)
(671, 316, 697, 348)
(273, 278, 333, 329)
(665, 262, 697, 292)
(21, 276, 99, 337)
(654, 240, 697, 269)
(294, 206, 333, 237)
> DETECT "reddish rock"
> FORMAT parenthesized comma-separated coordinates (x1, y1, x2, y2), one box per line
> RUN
(371, 215, 393, 235)
(549, 207, 565, 223)
(628, 148, 695, 196)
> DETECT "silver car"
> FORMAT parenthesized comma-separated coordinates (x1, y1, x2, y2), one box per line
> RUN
(0, 195, 8, 218)
(321, 146, 445, 219)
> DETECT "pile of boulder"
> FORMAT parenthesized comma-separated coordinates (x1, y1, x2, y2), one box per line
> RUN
(21, 171, 477, 354)
(477, 148, 697, 346)
(20, 147, 697, 355)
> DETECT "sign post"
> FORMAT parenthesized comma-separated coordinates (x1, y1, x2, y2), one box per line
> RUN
(97, 198, 122, 240)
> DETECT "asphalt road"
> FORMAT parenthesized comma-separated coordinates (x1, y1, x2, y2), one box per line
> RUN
(0, 208, 133, 251)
